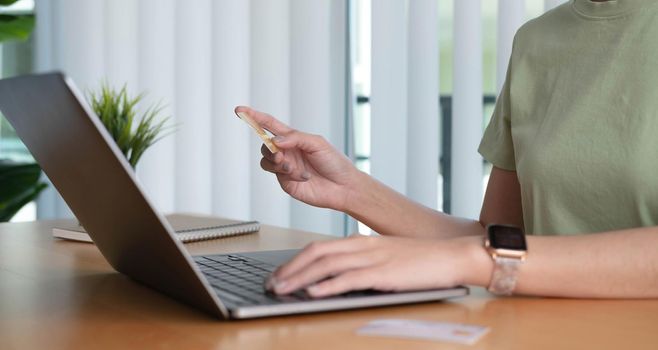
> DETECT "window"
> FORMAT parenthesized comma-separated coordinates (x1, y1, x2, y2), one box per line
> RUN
(349, 0, 546, 222)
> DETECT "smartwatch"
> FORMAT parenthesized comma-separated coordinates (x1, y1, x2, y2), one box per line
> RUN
(484, 224, 527, 296)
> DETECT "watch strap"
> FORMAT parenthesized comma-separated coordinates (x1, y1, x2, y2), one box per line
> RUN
(487, 256, 522, 296)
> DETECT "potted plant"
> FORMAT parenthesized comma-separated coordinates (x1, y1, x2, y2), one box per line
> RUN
(0, 0, 44, 222)
(88, 83, 173, 169)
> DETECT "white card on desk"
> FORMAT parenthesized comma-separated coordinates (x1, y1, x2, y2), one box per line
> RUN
(356, 319, 490, 345)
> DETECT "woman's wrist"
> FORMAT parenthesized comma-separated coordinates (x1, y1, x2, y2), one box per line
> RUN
(453, 235, 494, 287)
(341, 170, 376, 214)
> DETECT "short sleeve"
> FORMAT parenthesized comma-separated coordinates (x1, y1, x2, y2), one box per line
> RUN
(478, 64, 516, 171)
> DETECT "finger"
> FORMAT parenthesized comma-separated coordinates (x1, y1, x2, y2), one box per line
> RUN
(271, 236, 371, 282)
(235, 106, 292, 135)
(275, 173, 310, 186)
(272, 251, 378, 295)
(275, 174, 309, 198)
(261, 144, 283, 163)
(306, 268, 380, 298)
(260, 158, 291, 174)
(271, 131, 328, 153)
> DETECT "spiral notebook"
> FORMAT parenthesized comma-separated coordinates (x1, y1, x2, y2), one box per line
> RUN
(52, 214, 260, 243)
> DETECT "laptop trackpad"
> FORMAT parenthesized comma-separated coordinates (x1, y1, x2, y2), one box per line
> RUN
(238, 249, 301, 267)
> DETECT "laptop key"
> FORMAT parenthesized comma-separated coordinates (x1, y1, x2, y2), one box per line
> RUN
(212, 287, 251, 306)
(197, 254, 318, 306)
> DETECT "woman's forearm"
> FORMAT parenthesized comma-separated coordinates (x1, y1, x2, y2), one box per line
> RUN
(463, 226, 658, 298)
(343, 171, 484, 238)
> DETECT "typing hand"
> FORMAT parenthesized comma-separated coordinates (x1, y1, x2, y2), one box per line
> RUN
(235, 106, 359, 212)
(265, 234, 488, 298)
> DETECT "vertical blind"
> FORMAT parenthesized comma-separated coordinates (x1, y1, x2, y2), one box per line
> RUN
(407, 0, 440, 209)
(137, 0, 176, 215)
(370, 0, 440, 210)
(368, 0, 565, 220)
(33, 0, 348, 236)
(370, 0, 409, 196)
(545, 0, 566, 11)
(211, 0, 250, 220)
(497, 0, 526, 95)
(451, 0, 483, 219)
(32, 0, 567, 232)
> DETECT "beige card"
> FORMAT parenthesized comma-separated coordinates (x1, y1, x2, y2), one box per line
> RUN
(236, 111, 279, 153)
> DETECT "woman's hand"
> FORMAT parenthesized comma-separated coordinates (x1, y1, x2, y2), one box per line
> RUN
(235, 106, 361, 211)
(265, 235, 492, 298)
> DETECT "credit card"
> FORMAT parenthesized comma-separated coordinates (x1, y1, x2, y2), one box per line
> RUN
(236, 111, 279, 153)
(357, 319, 490, 345)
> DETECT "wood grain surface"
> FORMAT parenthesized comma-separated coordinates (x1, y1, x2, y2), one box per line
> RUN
(2, 217, 657, 350)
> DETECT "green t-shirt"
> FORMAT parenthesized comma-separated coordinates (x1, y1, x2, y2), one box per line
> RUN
(478, 0, 658, 235)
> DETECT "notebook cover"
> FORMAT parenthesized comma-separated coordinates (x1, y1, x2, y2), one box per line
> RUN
(52, 214, 259, 243)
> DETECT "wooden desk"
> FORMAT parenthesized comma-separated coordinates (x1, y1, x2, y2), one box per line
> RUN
(2, 219, 658, 349)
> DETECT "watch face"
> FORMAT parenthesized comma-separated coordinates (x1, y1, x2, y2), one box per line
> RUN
(488, 225, 527, 250)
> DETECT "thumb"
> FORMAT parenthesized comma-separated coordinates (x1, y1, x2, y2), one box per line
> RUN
(272, 132, 327, 153)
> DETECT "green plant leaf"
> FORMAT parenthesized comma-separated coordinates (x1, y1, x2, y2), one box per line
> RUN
(0, 182, 47, 222)
(0, 161, 42, 199)
(88, 83, 175, 169)
(0, 0, 21, 6)
(0, 14, 35, 42)
(0, 161, 47, 222)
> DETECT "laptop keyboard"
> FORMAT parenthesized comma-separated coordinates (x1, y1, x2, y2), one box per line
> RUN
(194, 254, 311, 306)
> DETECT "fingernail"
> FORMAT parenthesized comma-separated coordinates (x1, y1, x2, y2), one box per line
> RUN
(301, 171, 311, 180)
(282, 163, 291, 173)
(272, 136, 285, 143)
(306, 284, 321, 296)
(265, 276, 276, 291)
(273, 280, 289, 294)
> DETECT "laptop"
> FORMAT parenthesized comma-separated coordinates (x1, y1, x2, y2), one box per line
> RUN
(0, 72, 468, 319)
